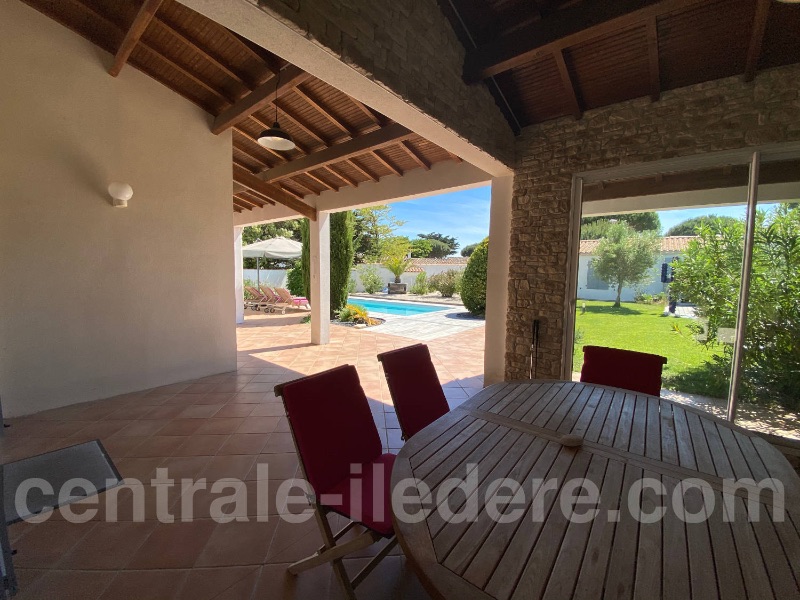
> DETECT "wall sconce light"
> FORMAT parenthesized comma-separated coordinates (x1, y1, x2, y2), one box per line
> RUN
(108, 182, 133, 208)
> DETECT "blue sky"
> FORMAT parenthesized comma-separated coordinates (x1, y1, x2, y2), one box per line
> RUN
(389, 185, 491, 248)
(386, 187, 786, 245)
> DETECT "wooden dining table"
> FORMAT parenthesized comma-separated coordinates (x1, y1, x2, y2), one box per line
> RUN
(390, 380, 800, 600)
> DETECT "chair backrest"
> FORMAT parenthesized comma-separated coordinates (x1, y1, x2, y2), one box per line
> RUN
(276, 287, 293, 302)
(245, 286, 264, 300)
(260, 285, 279, 301)
(377, 344, 449, 439)
(580, 345, 667, 397)
(275, 365, 382, 494)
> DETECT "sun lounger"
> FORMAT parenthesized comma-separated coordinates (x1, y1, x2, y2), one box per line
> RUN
(275, 287, 310, 310)
(245, 286, 284, 313)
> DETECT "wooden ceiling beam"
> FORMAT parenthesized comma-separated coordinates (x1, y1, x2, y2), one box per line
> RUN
(349, 97, 386, 128)
(233, 197, 253, 211)
(305, 171, 338, 192)
(744, 0, 771, 82)
(325, 164, 360, 188)
(233, 164, 317, 220)
(289, 177, 320, 196)
(238, 188, 276, 206)
(400, 140, 431, 171)
(463, 0, 707, 82)
(293, 86, 358, 137)
(553, 50, 581, 119)
(109, 0, 165, 76)
(273, 100, 331, 148)
(646, 16, 661, 101)
(151, 16, 252, 92)
(371, 149, 403, 177)
(348, 158, 379, 183)
(234, 193, 265, 208)
(212, 65, 310, 134)
(259, 123, 413, 182)
(137, 43, 233, 103)
(278, 184, 305, 201)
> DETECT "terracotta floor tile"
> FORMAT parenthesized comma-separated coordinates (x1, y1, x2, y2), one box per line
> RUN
(261, 432, 296, 454)
(99, 569, 189, 600)
(218, 434, 269, 455)
(195, 520, 278, 567)
(115, 457, 165, 481)
(114, 420, 166, 437)
(157, 418, 206, 436)
(140, 405, 186, 420)
(197, 416, 244, 434)
(58, 521, 157, 570)
(126, 520, 218, 569)
(215, 403, 256, 417)
(249, 402, 286, 417)
(235, 416, 280, 434)
(177, 566, 262, 600)
(126, 435, 187, 458)
(202, 454, 257, 481)
(159, 456, 212, 480)
(246, 453, 299, 481)
(16, 569, 116, 600)
(172, 434, 228, 456)
(253, 561, 331, 599)
(179, 404, 224, 418)
(13, 520, 95, 568)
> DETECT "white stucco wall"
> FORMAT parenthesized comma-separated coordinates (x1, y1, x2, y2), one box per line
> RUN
(350, 264, 467, 293)
(576, 252, 681, 302)
(0, 1, 236, 417)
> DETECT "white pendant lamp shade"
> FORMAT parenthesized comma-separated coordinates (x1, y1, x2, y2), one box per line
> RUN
(257, 122, 296, 151)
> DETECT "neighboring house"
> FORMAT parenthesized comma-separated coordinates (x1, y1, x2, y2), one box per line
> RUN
(352, 257, 469, 292)
(577, 236, 697, 302)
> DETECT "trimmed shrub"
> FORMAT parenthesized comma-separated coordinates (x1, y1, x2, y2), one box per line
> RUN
(429, 269, 463, 298)
(461, 238, 488, 315)
(286, 266, 304, 297)
(359, 265, 383, 294)
(410, 272, 428, 295)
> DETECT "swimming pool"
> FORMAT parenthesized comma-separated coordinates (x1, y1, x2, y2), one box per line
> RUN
(346, 297, 449, 316)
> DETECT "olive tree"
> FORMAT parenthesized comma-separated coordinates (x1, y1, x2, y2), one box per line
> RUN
(592, 222, 660, 307)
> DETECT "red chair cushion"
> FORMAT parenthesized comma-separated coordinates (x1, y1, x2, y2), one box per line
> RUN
(321, 453, 396, 536)
(378, 344, 449, 439)
(580, 345, 667, 397)
(278, 365, 382, 495)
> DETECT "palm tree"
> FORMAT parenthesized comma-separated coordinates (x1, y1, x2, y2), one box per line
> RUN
(383, 255, 412, 283)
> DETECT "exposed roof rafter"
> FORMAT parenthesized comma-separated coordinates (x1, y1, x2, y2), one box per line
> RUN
(109, 0, 165, 76)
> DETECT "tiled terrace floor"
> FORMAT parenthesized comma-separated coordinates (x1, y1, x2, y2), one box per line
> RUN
(1, 311, 486, 599)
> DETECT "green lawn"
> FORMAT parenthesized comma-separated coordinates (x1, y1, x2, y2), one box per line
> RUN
(572, 300, 724, 393)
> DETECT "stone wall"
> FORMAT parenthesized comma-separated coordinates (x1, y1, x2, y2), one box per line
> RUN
(252, 0, 514, 166)
(506, 64, 800, 380)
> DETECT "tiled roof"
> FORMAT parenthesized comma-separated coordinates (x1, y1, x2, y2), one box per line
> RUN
(579, 236, 698, 255)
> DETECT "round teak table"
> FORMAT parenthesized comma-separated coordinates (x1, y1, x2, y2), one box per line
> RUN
(390, 380, 800, 600)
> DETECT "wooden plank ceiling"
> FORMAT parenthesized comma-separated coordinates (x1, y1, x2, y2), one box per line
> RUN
(441, 0, 800, 132)
(22, 0, 460, 216)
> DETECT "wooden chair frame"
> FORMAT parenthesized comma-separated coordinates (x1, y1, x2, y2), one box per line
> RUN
(275, 381, 398, 599)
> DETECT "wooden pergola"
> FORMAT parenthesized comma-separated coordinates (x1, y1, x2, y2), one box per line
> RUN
(440, 0, 800, 133)
(23, 0, 461, 219)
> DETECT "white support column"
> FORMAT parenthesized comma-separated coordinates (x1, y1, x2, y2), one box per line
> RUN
(484, 176, 513, 385)
(234, 226, 244, 324)
(310, 212, 331, 344)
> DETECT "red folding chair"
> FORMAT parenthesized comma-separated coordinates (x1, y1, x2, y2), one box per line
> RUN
(580, 345, 667, 397)
(377, 343, 450, 440)
(274, 365, 397, 599)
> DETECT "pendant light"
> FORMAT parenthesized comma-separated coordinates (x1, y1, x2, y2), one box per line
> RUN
(257, 69, 296, 152)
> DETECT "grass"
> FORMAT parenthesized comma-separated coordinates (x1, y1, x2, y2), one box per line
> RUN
(573, 300, 724, 396)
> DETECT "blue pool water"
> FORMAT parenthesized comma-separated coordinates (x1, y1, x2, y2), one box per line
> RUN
(346, 297, 449, 316)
